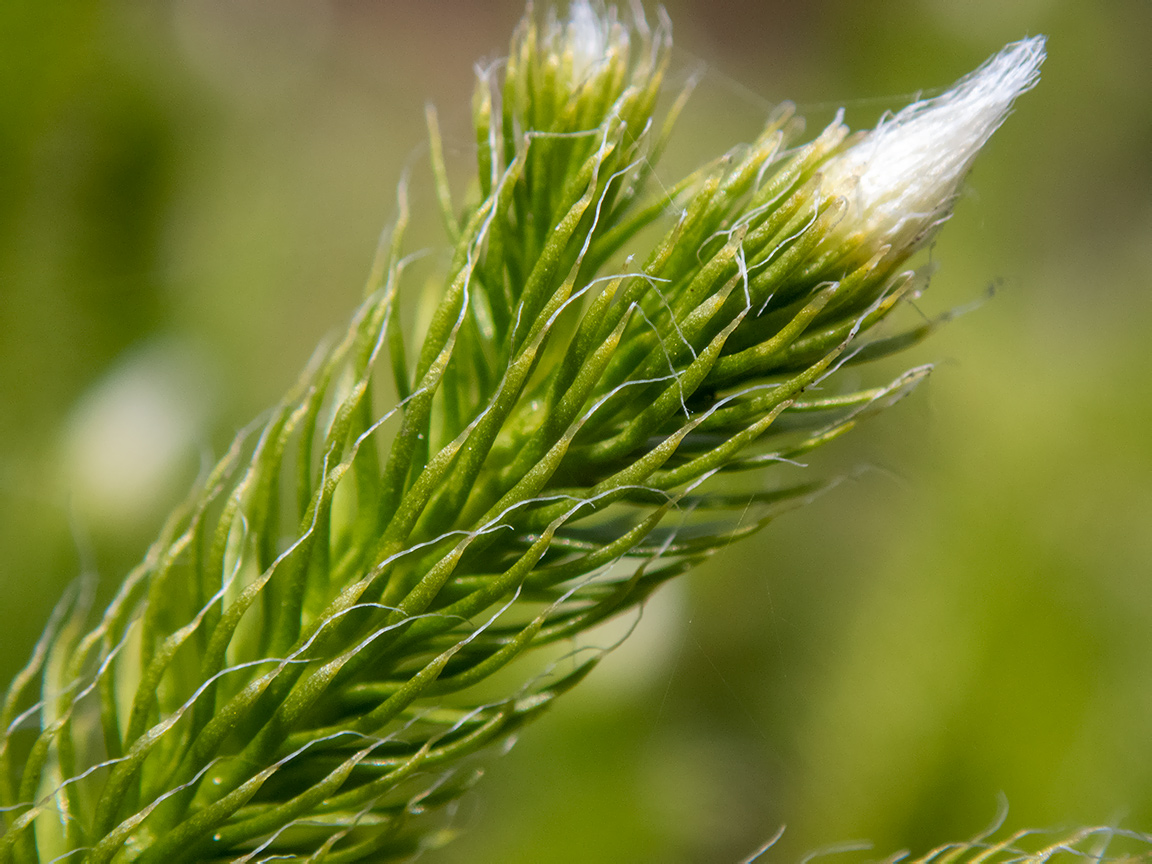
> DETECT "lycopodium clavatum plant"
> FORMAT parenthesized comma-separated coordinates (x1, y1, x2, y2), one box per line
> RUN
(5, 3, 1146, 863)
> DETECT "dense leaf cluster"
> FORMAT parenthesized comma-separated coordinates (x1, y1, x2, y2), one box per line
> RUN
(2, 6, 940, 862)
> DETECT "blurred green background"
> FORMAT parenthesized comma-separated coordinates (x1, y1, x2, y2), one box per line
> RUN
(2, 0, 1150, 862)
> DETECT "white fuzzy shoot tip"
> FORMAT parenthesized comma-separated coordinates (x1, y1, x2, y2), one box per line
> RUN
(822, 36, 1046, 256)
(560, 0, 624, 83)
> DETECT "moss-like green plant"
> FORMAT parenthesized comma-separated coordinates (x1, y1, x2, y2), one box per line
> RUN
(6, 3, 1133, 863)
(748, 823, 1152, 864)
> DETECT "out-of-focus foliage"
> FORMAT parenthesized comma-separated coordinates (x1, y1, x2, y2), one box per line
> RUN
(1, 1, 1149, 863)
